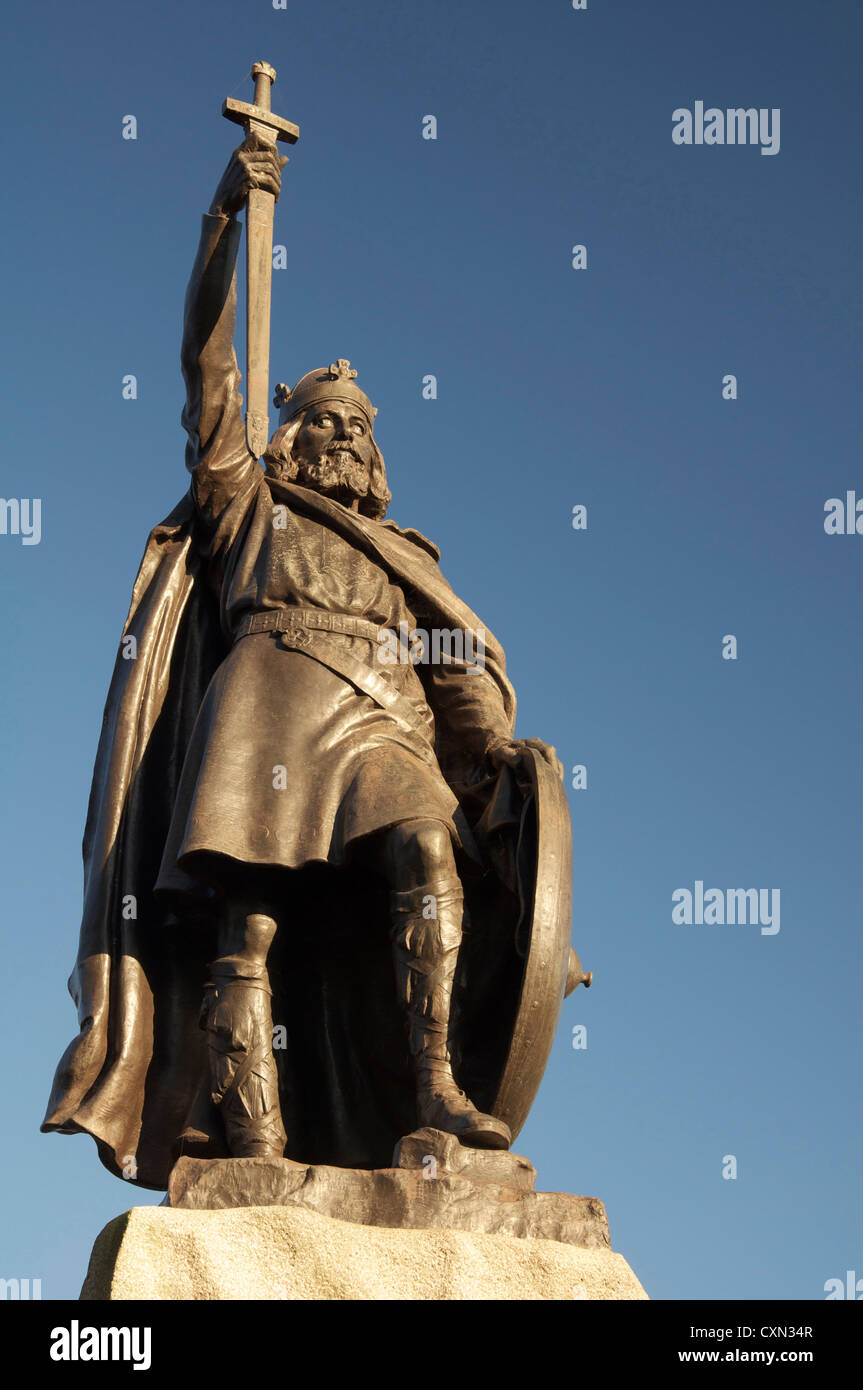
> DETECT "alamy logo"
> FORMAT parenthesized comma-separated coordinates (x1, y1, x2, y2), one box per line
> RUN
(824, 492, 863, 534)
(50, 1321, 151, 1370)
(377, 623, 486, 674)
(824, 1270, 863, 1299)
(672, 881, 780, 935)
(672, 102, 780, 156)
(0, 497, 41, 545)
(0, 1277, 41, 1299)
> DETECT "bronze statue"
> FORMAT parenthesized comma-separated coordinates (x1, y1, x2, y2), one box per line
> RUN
(42, 65, 589, 1190)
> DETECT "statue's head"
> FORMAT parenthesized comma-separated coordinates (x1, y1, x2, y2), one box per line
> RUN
(263, 359, 390, 520)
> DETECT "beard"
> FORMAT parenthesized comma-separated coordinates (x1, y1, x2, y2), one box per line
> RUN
(294, 445, 371, 503)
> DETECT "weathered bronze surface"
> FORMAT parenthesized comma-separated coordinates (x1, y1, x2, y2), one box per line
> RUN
(166, 1153, 611, 1250)
(42, 65, 588, 1192)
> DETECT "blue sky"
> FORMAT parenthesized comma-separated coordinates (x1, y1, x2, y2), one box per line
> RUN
(1, 0, 861, 1300)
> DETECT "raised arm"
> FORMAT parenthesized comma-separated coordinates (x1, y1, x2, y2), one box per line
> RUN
(181, 136, 287, 527)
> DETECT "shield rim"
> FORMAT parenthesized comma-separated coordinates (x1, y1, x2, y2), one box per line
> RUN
(489, 748, 573, 1139)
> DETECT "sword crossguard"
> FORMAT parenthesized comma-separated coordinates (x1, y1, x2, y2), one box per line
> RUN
(223, 60, 300, 146)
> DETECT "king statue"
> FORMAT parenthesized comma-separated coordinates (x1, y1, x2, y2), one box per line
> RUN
(42, 66, 589, 1191)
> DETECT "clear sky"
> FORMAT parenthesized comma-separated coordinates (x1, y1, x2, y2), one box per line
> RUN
(1, 0, 861, 1301)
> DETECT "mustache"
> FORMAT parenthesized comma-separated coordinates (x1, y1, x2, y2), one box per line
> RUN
(324, 442, 362, 462)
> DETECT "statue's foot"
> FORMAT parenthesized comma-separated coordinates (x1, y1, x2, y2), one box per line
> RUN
(418, 1087, 512, 1150)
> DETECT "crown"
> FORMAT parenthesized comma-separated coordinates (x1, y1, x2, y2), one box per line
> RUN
(273, 359, 378, 427)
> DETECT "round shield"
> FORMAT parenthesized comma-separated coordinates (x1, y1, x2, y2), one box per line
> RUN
(488, 747, 573, 1139)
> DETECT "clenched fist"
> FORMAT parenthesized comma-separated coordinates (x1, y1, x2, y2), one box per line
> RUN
(487, 737, 564, 783)
(209, 132, 288, 219)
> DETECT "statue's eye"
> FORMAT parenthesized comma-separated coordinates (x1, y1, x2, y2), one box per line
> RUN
(315, 415, 331, 427)
(352, 423, 365, 436)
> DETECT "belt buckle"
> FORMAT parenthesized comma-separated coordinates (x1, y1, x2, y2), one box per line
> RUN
(279, 614, 312, 650)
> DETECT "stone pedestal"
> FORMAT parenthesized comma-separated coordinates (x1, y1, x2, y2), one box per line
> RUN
(80, 1130, 647, 1300)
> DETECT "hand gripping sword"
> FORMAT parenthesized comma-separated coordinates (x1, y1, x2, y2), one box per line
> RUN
(223, 61, 300, 458)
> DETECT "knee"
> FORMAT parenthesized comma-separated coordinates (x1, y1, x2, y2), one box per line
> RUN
(218, 907, 278, 964)
(243, 912, 278, 962)
(384, 818, 454, 884)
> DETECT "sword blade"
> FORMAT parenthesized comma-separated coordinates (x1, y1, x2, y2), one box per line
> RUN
(245, 181, 275, 458)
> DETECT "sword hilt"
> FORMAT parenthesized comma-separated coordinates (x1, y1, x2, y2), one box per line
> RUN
(251, 61, 276, 112)
(223, 60, 300, 146)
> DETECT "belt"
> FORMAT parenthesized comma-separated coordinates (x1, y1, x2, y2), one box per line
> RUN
(233, 608, 435, 747)
(234, 608, 382, 645)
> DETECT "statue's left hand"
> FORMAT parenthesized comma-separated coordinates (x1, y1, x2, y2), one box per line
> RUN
(487, 737, 564, 783)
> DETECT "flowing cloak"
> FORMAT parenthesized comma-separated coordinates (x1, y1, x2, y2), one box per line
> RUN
(40, 477, 547, 1189)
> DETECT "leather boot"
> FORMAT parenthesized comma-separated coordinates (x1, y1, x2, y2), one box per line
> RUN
(201, 947, 287, 1159)
(390, 877, 511, 1150)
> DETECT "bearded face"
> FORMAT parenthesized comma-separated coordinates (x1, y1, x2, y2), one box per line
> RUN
(290, 402, 374, 507)
(263, 396, 392, 520)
